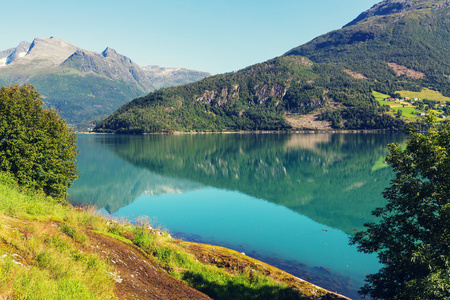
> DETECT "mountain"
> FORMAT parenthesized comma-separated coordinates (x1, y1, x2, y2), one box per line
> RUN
(5, 38, 80, 68)
(0, 41, 31, 66)
(94, 0, 450, 134)
(142, 65, 211, 90)
(0, 37, 210, 128)
(284, 0, 450, 85)
(61, 47, 154, 92)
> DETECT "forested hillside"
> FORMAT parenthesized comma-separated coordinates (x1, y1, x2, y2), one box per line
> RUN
(94, 0, 450, 133)
(95, 56, 405, 133)
(286, 0, 450, 93)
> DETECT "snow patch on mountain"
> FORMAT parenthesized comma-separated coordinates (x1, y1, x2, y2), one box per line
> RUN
(6, 37, 79, 68)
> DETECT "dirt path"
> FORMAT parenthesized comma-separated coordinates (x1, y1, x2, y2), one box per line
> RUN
(86, 231, 211, 300)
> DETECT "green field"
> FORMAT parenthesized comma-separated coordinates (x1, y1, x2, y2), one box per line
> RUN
(373, 91, 419, 118)
(397, 88, 450, 102)
(372, 91, 391, 102)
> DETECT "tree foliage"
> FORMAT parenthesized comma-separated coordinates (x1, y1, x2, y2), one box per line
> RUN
(350, 118, 450, 299)
(0, 84, 78, 199)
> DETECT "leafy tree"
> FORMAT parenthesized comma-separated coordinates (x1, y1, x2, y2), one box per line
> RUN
(350, 118, 450, 299)
(0, 85, 78, 199)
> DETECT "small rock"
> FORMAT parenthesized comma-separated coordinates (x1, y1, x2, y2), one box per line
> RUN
(106, 219, 118, 226)
(109, 272, 123, 283)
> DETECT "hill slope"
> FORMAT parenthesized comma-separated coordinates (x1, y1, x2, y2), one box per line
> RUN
(285, 0, 450, 94)
(94, 0, 450, 133)
(0, 171, 346, 299)
(0, 37, 210, 128)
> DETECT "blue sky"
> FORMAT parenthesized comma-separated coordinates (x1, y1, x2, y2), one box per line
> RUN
(2, 0, 380, 74)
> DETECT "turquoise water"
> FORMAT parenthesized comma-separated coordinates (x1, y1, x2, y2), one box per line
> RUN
(69, 133, 406, 298)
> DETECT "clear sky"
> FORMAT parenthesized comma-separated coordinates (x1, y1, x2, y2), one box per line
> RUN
(1, 0, 380, 75)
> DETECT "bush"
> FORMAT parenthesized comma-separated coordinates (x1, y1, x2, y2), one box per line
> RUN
(0, 84, 78, 199)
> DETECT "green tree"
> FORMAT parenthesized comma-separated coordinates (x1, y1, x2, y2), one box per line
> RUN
(0, 85, 78, 200)
(350, 119, 450, 299)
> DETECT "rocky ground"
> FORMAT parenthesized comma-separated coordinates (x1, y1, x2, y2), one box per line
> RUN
(284, 102, 339, 131)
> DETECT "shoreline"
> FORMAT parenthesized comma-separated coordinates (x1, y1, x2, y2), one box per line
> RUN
(77, 129, 404, 135)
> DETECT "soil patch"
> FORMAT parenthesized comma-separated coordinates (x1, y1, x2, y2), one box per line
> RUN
(285, 101, 341, 131)
(344, 69, 367, 79)
(387, 62, 425, 79)
(86, 231, 211, 300)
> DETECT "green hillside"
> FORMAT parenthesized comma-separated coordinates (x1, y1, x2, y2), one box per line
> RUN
(94, 56, 404, 133)
(0, 73, 147, 129)
(95, 0, 450, 133)
(285, 0, 450, 95)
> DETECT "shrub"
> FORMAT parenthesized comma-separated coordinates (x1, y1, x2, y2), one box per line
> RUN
(0, 84, 78, 199)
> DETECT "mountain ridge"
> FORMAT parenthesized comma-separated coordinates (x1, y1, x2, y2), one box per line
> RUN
(9, 37, 80, 68)
(61, 47, 154, 92)
(0, 37, 210, 128)
(284, 0, 450, 74)
(94, 0, 450, 133)
(344, 0, 450, 27)
(142, 65, 211, 89)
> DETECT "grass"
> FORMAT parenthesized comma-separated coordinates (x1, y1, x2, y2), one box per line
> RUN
(0, 171, 333, 300)
(372, 91, 390, 102)
(396, 88, 450, 102)
(130, 220, 312, 300)
(0, 173, 116, 300)
(374, 91, 419, 118)
(393, 106, 419, 118)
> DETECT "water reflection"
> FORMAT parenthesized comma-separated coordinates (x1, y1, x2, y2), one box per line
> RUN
(70, 134, 204, 212)
(72, 133, 404, 234)
(69, 132, 405, 299)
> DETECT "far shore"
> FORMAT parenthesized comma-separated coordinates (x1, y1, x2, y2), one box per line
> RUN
(76, 129, 405, 135)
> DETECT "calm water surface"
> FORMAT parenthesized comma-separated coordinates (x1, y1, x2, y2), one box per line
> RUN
(69, 133, 406, 299)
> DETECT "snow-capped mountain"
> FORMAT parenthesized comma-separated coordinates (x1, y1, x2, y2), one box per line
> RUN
(0, 37, 210, 128)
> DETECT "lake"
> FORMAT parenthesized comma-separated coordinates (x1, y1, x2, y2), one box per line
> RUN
(69, 132, 406, 299)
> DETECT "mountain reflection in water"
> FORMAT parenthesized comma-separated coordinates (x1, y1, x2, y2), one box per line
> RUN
(69, 132, 405, 299)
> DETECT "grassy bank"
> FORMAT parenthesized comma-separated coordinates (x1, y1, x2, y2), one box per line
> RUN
(0, 171, 346, 299)
(0, 172, 116, 299)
